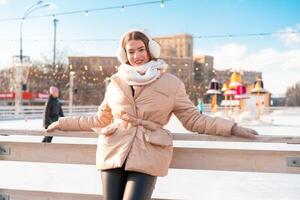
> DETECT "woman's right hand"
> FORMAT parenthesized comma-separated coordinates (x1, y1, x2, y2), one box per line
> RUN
(46, 121, 60, 132)
(231, 124, 258, 139)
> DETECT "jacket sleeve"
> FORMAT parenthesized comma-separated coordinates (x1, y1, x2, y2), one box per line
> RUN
(43, 100, 52, 129)
(172, 82, 235, 137)
(59, 103, 64, 117)
(58, 92, 113, 131)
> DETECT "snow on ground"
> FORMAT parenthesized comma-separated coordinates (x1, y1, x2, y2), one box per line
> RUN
(1, 109, 300, 199)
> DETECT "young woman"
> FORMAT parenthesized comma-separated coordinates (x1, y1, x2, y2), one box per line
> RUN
(47, 29, 258, 200)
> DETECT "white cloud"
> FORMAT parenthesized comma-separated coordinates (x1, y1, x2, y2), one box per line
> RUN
(48, 2, 57, 11)
(211, 43, 247, 70)
(0, 0, 7, 5)
(0, 42, 15, 69)
(200, 42, 300, 94)
(275, 24, 300, 48)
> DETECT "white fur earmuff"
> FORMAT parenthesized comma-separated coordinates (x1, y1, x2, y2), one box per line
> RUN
(116, 29, 161, 64)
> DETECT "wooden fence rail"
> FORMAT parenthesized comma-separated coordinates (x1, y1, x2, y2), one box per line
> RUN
(1, 129, 300, 200)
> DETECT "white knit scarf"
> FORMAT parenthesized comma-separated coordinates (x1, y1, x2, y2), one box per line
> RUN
(117, 59, 168, 86)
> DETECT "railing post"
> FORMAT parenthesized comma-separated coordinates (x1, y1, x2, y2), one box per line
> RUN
(69, 71, 75, 115)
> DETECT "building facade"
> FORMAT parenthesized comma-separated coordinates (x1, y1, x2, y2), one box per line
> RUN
(154, 33, 193, 58)
(68, 33, 195, 94)
(192, 55, 214, 102)
(154, 33, 194, 89)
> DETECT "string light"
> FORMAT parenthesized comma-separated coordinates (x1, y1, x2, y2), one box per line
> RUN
(121, 6, 125, 12)
(194, 31, 300, 40)
(84, 10, 89, 16)
(160, 0, 165, 8)
(0, 0, 174, 22)
(1, 31, 298, 43)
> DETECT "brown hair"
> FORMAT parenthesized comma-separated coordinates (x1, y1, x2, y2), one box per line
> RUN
(122, 31, 154, 61)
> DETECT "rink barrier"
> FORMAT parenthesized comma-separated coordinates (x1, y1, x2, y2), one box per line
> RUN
(0, 129, 300, 200)
(0, 105, 98, 120)
(0, 105, 298, 120)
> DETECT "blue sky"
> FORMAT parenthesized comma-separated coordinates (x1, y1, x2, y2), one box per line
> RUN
(0, 0, 300, 94)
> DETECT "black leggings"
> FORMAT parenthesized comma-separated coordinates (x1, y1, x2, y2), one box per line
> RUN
(101, 165, 157, 200)
(42, 136, 53, 143)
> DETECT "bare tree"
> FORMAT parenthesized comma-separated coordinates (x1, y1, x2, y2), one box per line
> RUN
(286, 82, 300, 106)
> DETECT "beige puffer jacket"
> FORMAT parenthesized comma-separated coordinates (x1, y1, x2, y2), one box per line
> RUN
(58, 73, 235, 176)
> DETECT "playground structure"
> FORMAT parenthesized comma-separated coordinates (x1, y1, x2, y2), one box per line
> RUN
(207, 72, 270, 120)
(206, 78, 221, 112)
(251, 77, 269, 119)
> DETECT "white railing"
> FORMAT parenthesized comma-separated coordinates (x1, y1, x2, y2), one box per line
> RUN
(0, 129, 299, 199)
(0, 106, 98, 120)
(0, 105, 299, 120)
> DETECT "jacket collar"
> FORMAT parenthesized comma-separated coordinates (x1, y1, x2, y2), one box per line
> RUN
(110, 75, 135, 105)
(110, 72, 166, 104)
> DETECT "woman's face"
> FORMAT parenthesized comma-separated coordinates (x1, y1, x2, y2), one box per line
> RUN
(125, 39, 150, 67)
(52, 91, 59, 97)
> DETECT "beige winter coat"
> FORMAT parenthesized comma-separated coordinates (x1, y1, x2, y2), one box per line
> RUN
(58, 73, 235, 176)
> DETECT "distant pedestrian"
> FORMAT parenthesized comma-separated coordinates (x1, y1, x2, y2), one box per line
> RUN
(42, 86, 64, 143)
(197, 98, 204, 114)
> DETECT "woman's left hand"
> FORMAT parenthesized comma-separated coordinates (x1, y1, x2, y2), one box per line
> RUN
(231, 125, 258, 139)
(46, 121, 60, 132)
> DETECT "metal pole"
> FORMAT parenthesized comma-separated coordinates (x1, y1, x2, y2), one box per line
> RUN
(69, 72, 75, 115)
(15, 1, 49, 116)
(15, 20, 24, 115)
(53, 18, 58, 69)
